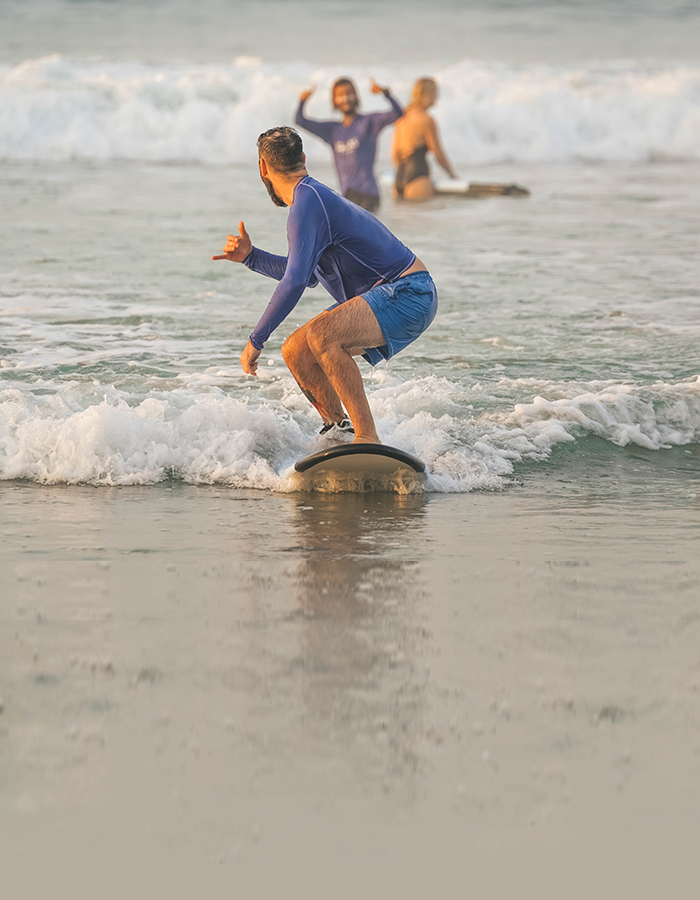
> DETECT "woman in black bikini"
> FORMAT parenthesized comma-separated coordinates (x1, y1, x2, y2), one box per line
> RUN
(392, 78, 458, 201)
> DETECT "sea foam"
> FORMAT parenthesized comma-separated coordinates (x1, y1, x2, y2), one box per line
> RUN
(1, 375, 698, 491)
(2, 55, 700, 164)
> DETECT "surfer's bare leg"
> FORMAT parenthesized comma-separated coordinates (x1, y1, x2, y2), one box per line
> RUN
(282, 326, 346, 424)
(303, 296, 385, 444)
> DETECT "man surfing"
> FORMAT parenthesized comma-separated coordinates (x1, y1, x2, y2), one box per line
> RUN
(295, 78, 402, 213)
(212, 126, 437, 445)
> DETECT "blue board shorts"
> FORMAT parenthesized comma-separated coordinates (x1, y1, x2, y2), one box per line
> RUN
(358, 271, 438, 366)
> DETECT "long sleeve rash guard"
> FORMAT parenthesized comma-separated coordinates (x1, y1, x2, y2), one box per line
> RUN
(244, 176, 415, 350)
(295, 92, 403, 196)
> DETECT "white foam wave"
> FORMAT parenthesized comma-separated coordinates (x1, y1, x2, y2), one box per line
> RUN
(2, 55, 700, 164)
(1, 375, 698, 491)
(509, 380, 700, 451)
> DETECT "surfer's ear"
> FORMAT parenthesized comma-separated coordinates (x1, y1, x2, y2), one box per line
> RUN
(259, 156, 269, 177)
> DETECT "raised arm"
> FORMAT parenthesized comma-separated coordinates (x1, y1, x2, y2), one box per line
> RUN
(424, 115, 458, 179)
(368, 78, 403, 133)
(295, 87, 336, 145)
(243, 248, 289, 282)
(212, 218, 322, 375)
(212, 222, 298, 282)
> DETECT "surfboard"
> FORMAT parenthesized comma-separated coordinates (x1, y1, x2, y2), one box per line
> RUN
(434, 181, 530, 198)
(291, 443, 426, 491)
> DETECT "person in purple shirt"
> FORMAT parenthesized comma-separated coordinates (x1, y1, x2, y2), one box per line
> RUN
(295, 77, 402, 213)
(212, 126, 438, 445)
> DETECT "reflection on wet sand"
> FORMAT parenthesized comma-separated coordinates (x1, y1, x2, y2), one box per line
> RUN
(1, 484, 436, 858)
(286, 492, 431, 798)
(3, 463, 700, 871)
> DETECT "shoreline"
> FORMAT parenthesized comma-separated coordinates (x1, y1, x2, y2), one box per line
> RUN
(2, 444, 698, 866)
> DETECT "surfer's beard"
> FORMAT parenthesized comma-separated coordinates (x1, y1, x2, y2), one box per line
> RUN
(261, 174, 287, 208)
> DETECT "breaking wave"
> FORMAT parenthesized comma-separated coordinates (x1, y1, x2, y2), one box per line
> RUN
(1, 374, 698, 491)
(2, 54, 700, 164)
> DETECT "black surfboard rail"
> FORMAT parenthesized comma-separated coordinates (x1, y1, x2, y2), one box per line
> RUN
(294, 443, 426, 474)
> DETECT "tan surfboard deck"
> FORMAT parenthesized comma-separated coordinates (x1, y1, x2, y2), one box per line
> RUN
(293, 442, 426, 482)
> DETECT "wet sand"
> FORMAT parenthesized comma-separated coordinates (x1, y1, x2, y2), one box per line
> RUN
(1, 443, 700, 889)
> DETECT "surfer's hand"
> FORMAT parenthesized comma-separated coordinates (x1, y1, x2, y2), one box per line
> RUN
(212, 221, 252, 262)
(370, 79, 387, 95)
(240, 340, 260, 376)
(299, 86, 315, 103)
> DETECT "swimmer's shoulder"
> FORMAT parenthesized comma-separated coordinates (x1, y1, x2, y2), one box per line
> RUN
(408, 105, 433, 125)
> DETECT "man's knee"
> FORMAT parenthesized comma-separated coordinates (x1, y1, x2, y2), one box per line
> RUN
(281, 328, 307, 367)
(280, 336, 293, 365)
(305, 318, 334, 359)
(306, 322, 326, 359)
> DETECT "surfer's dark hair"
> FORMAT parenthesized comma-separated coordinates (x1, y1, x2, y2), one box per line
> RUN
(257, 126, 304, 174)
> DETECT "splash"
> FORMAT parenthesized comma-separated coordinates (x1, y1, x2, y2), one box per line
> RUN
(1, 375, 698, 491)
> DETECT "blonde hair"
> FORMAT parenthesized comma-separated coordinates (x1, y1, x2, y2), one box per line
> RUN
(411, 77, 438, 108)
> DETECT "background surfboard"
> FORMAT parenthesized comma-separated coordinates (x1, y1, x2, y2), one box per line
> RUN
(434, 180, 530, 198)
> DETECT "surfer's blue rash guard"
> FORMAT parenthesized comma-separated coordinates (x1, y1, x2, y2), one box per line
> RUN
(244, 176, 415, 350)
(295, 93, 402, 197)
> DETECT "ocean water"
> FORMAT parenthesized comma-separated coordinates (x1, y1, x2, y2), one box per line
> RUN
(2, 0, 700, 872)
(1, 2, 699, 492)
(1, 157, 699, 490)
